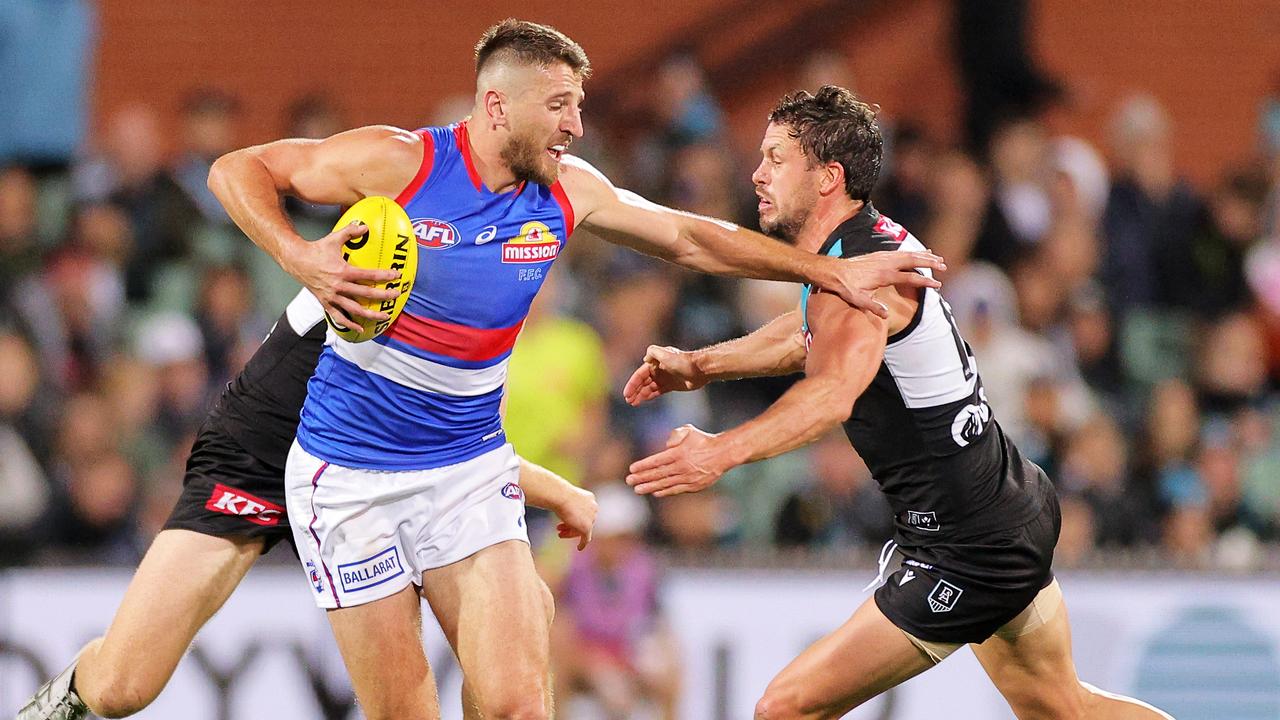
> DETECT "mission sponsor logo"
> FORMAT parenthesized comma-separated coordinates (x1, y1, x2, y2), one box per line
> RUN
(501, 221, 560, 263)
(413, 218, 460, 249)
(338, 546, 405, 593)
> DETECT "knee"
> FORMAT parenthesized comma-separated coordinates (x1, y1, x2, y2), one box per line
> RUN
(539, 579, 555, 627)
(477, 695, 549, 720)
(754, 683, 809, 720)
(81, 673, 157, 719)
(1003, 683, 1087, 720)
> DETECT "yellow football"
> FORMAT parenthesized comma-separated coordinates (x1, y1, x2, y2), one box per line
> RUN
(326, 196, 417, 343)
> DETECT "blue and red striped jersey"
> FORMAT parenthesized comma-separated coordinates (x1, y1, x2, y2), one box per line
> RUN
(296, 121, 574, 470)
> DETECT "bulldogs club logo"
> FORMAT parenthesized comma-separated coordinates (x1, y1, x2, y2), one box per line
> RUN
(306, 560, 324, 594)
(501, 221, 560, 264)
(413, 218, 460, 250)
(501, 482, 525, 501)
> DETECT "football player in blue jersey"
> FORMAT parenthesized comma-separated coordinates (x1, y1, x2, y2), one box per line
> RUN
(201, 19, 944, 720)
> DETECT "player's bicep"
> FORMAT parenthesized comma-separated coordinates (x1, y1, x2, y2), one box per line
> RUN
(804, 291, 888, 391)
(251, 125, 421, 207)
(561, 157, 683, 258)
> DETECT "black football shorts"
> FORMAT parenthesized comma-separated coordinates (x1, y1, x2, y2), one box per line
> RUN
(874, 481, 1062, 645)
(162, 418, 294, 553)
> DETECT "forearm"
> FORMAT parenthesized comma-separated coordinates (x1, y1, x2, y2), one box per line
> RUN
(207, 150, 307, 275)
(693, 311, 806, 381)
(674, 215, 836, 286)
(715, 377, 851, 465)
(716, 339, 880, 466)
(518, 458, 579, 512)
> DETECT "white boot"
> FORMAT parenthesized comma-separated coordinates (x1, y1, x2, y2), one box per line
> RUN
(16, 660, 88, 720)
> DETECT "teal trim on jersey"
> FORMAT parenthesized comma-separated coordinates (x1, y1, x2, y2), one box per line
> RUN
(801, 239, 846, 334)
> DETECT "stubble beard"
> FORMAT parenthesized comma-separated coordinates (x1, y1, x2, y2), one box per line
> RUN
(759, 203, 812, 245)
(501, 130, 558, 186)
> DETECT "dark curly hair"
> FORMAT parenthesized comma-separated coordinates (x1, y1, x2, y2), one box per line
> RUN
(769, 86, 882, 201)
(475, 19, 592, 79)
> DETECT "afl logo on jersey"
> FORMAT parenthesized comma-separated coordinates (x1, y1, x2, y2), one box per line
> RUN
(501, 221, 560, 263)
(501, 482, 525, 501)
(413, 218, 460, 250)
(950, 391, 992, 448)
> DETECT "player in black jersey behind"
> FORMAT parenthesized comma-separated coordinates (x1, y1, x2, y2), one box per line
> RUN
(18, 288, 601, 720)
(623, 87, 1173, 719)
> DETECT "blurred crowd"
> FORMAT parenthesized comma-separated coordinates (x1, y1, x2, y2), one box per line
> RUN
(3, 47, 1280, 602)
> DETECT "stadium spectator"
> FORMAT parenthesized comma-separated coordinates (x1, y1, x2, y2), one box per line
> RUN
(774, 431, 893, 548)
(552, 483, 681, 720)
(0, 332, 50, 566)
(132, 312, 213, 447)
(1101, 94, 1201, 316)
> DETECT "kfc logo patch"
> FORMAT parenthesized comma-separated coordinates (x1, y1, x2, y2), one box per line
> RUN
(205, 483, 284, 526)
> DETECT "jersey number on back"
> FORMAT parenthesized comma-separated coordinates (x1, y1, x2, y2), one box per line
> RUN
(938, 297, 975, 381)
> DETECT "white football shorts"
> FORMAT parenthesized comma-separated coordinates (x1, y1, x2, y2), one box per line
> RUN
(285, 440, 529, 609)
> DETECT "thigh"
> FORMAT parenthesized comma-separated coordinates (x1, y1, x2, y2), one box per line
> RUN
(420, 540, 549, 709)
(76, 529, 262, 703)
(327, 584, 439, 720)
(757, 596, 934, 719)
(970, 582, 1084, 719)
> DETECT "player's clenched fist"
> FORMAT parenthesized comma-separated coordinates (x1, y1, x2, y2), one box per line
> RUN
(553, 484, 598, 551)
(623, 345, 709, 406)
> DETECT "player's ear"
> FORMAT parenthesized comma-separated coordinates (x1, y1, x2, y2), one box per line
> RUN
(819, 161, 845, 197)
(483, 89, 509, 129)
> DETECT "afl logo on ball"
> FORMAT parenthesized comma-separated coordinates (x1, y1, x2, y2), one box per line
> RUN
(413, 218, 460, 250)
(501, 482, 524, 501)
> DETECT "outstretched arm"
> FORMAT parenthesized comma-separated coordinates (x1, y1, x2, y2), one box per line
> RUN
(518, 458, 598, 550)
(626, 288, 906, 497)
(207, 125, 424, 331)
(558, 156, 943, 318)
(623, 310, 806, 406)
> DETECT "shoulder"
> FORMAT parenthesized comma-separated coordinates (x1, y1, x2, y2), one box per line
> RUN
(829, 207, 911, 260)
(326, 125, 426, 199)
(555, 154, 623, 215)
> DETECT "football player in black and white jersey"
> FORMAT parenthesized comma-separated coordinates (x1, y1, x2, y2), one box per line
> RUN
(18, 286, 601, 720)
(623, 87, 1172, 720)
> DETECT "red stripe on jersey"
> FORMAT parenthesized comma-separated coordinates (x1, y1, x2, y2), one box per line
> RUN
(453, 121, 485, 192)
(550, 179, 575, 238)
(385, 311, 525, 362)
(394, 130, 435, 206)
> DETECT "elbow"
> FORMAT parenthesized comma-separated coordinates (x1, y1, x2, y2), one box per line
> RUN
(821, 399, 855, 428)
(206, 151, 238, 196)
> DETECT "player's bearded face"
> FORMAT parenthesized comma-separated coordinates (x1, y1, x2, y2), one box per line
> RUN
(754, 126, 819, 244)
(501, 123, 565, 186)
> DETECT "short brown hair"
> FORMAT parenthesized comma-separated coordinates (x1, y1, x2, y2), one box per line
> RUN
(769, 86, 882, 201)
(475, 19, 591, 78)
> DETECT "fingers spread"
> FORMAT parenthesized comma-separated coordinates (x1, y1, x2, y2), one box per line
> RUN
(338, 282, 400, 301)
(334, 295, 389, 323)
(345, 267, 401, 283)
